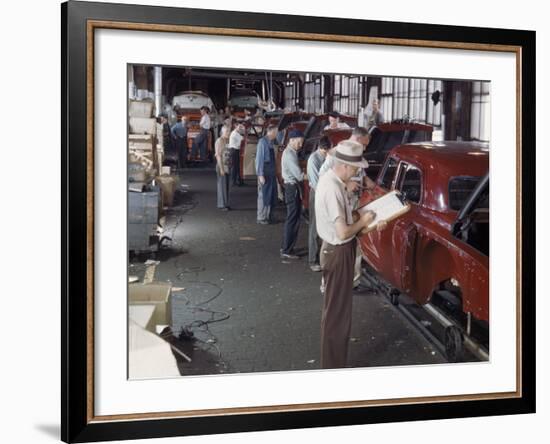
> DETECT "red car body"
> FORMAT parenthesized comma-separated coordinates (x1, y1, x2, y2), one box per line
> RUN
(358, 141, 489, 323)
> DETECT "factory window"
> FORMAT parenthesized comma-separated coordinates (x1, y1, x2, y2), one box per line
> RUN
(380, 77, 443, 128)
(393, 78, 410, 120)
(408, 79, 427, 122)
(332, 75, 360, 115)
(316, 78, 324, 113)
(348, 77, 360, 117)
(285, 82, 297, 111)
(304, 75, 324, 113)
(304, 82, 314, 113)
(333, 75, 341, 112)
(380, 77, 393, 122)
(470, 81, 491, 142)
(341, 75, 349, 113)
(427, 80, 443, 127)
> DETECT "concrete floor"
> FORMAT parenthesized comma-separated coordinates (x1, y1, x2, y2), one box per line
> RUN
(129, 167, 446, 376)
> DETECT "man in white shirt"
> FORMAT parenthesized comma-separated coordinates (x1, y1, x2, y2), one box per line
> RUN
(319, 127, 377, 288)
(323, 111, 351, 131)
(366, 98, 384, 127)
(192, 106, 211, 160)
(228, 123, 245, 186)
(315, 139, 385, 369)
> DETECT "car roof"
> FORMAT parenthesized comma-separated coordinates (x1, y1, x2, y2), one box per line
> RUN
(174, 90, 210, 97)
(390, 141, 489, 177)
(376, 122, 433, 132)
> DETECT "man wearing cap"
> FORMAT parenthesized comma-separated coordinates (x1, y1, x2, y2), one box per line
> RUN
(323, 127, 377, 287)
(324, 111, 351, 131)
(255, 124, 278, 224)
(315, 140, 386, 369)
(306, 135, 331, 271)
(280, 129, 305, 259)
(319, 127, 371, 180)
(171, 116, 188, 168)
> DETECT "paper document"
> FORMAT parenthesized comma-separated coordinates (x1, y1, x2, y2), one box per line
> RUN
(357, 190, 410, 229)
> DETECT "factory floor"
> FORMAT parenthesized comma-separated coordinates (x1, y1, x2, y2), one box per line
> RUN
(129, 166, 446, 376)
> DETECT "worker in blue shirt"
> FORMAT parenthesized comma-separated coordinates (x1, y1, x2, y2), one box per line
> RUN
(171, 116, 188, 168)
(280, 129, 305, 259)
(306, 135, 331, 271)
(255, 124, 278, 224)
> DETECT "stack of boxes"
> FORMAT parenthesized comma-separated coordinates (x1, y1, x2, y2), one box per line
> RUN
(128, 99, 158, 174)
(128, 99, 160, 253)
(128, 99, 180, 253)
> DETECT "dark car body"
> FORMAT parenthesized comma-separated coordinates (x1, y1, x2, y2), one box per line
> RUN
(272, 112, 314, 145)
(366, 122, 433, 178)
(290, 114, 358, 209)
(305, 121, 433, 176)
(228, 89, 260, 111)
(300, 113, 358, 156)
(275, 113, 359, 207)
(358, 141, 489, 324)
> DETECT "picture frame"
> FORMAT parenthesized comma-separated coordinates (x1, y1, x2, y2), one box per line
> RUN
(61, 1, 536, 442)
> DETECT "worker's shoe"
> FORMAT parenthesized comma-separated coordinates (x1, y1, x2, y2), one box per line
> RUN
(309, 264, 322, 272)
(280, 252, 300, 260)
(257, 219, 269, 225)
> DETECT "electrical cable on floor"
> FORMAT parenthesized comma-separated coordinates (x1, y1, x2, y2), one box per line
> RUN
(153, 189, 231, 371)
(170, 279, 230, 370)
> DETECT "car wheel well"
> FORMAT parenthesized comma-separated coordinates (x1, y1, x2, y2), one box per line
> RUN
(418, 240, 455, 304)
(427, 278, 465, 320)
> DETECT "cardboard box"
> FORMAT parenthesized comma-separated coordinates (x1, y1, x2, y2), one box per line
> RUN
(129, 134, 155, 151)
(128, 320, 180, 379)
(156, 175, 177, 207)
(129, 117, 157, 135)
(129, 99, 154, 118)
(129, 282, 172, 327)
(129, 304, 157, 332)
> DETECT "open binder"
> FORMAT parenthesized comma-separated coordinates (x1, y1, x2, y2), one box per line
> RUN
(356, 190, 411, 230)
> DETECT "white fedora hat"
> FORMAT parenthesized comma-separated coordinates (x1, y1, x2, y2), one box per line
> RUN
(332, 140, 369, 168)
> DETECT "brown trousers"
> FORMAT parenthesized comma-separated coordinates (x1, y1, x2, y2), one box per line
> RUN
(320, 238, 357, 369)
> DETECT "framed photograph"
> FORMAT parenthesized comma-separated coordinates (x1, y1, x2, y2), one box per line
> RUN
(62, 1, 535, 442)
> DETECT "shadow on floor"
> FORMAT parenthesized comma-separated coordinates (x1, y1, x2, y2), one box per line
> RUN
(34, 424, 59, 440)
